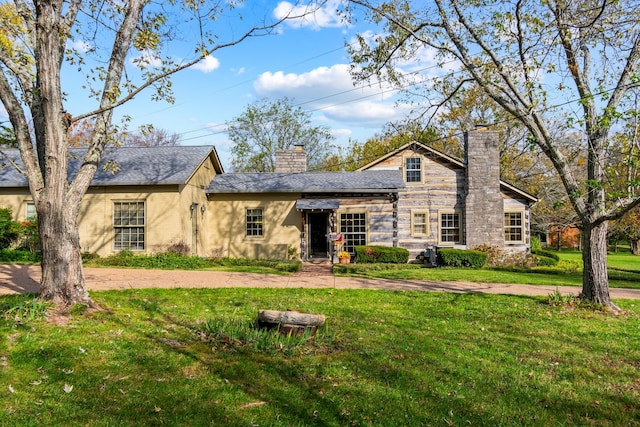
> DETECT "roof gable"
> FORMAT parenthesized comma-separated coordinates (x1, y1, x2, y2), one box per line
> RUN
(358, 141, 537, 203)
(357, 142, 465, 171)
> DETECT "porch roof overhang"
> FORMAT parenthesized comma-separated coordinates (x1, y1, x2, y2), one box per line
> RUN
(296, 199, 339, 211)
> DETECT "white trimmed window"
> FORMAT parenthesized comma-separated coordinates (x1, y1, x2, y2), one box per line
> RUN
(439, 211, 461, 244)
(505, 211, 524, 243)
(25, 202, 36, 220)
(339, 212, 367, 254)
(405, 157, 422, 183)
(246, 208, 264, 237)
(411, 210, 429, 237)
(114, 201, 145, 250)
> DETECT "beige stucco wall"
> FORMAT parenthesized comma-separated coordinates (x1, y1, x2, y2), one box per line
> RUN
(0, 189, 32, 222)
(0, 154, 219, 258)
(0, 186, 200, 257)
(206, 193, 302, 259)
(79, 185, 190, 256)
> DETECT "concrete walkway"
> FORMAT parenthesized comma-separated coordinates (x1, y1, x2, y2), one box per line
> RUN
(1, 264, 639, 299)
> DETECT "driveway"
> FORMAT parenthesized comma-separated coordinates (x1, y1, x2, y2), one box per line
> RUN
(1, 264, 639, 299)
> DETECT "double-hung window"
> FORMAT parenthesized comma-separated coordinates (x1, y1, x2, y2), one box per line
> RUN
(405, 157, 422, 183)
(439, 211, 461, 244)
(246, 208, 264, 237)
(504, 211, 524, 243)
(114, 201, 145, 250)
(25, 202, 37, 221)
(411, 210, 429, 237)
(339, 212, 367, 254)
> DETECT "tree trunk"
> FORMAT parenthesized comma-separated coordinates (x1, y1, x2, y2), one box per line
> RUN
(37, 200, 93, 310)
(581, 221, 618, 311)
(631, 239, 640, 255)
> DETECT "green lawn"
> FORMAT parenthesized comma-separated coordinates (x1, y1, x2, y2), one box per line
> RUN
(1, 288, 639, 426)
(334, 249, 640, 289)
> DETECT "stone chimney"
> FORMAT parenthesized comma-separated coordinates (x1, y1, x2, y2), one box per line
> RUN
(275, 144, 307, 173)
(464, 126, 504, 248)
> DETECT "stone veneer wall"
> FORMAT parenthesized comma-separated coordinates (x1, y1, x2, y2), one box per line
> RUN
(275, 147, 307, 173)
(464, 128, 505, 248)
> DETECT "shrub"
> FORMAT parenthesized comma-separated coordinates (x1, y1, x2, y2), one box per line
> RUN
(0, 208, 21, 249)
(532, 249, 560, 261)
(530, 235, 542, 252)
(91, 252, 302, 272)
(354, 245, 409, 264)
(166, 241, 191, 256)
(438, 248, 487, 268)
(535, 255, 558, 267)
(287, 245, 299, 260)
(472, 244, 536, 267)
(471, 244, 504, 266)
(0, 248, 40, 263)
(81, 252, 100, 263)
(19, 220, 39, 252)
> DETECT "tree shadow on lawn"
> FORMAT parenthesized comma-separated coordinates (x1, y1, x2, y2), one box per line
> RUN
(83, 290, 351, 425)
(36, 289, 638, 426)
(0, 264, 40, 295)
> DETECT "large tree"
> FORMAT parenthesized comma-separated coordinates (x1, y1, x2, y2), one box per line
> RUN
(346, 0, 640, 311)
(0, 0, 316, 310)
(228, 97, 336, 172)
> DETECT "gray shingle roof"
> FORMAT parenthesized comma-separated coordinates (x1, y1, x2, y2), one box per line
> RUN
(0, 146, 217, 187)
(207, 170, 405, 194)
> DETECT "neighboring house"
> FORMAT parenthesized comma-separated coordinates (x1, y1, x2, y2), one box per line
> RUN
(0, 129, 536, 262)
(0, 146, 223, 257)
(359, 128, 538, 258)
(547, 224, 581, 250)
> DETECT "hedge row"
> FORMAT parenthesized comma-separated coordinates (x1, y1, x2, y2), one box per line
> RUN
(531, 249, 560, 266)
(532, 249, 560, 261)
(354, 245, 410, 264)
(438, 248, 487, 268)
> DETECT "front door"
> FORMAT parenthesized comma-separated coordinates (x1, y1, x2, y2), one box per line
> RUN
(308, 212, 329, 259)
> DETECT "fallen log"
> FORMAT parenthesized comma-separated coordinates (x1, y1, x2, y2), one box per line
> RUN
(258, 310, 326, 326)
(257, 309, 326, 336)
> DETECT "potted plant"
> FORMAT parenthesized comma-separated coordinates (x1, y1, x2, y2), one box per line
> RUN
(338, 251, 351, 264)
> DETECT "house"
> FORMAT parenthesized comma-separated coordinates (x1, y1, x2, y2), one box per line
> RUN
(546, 224, 581, 250)
(205, 146, 405, 260)
(0, 145, 223, 257)
(206, 128, 537, 261)
(358, 127, 538, 258)
(0, 128, 536, 262)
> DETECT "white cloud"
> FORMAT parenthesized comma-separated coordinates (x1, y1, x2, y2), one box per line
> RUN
(274, 0, 348, 30)
(331, 128, 352, 138)
(253, 63, 412, 128)
(254, 63, 395, 104)
(191, 55, 220, 73)
(68, 40, 92, 53)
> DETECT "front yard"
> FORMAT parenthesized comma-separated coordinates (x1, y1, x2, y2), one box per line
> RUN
(1, 288, 639, 426)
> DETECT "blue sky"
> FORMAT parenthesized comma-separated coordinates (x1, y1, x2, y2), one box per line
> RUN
(61, 0, 426, 169)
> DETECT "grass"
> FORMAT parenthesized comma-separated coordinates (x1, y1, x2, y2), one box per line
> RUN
(0, 288, 639, 426)
(334, 249, 640, 289)
(81, 250, 302, 274)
